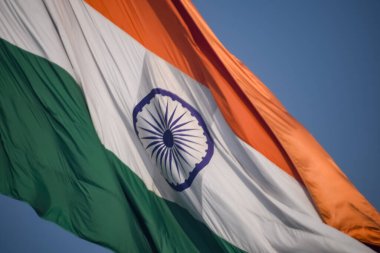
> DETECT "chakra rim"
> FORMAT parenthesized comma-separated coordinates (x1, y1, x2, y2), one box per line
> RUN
(133, 88, 214, 191)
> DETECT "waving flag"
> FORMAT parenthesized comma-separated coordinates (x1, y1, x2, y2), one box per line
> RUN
(0, 0, 379, 252)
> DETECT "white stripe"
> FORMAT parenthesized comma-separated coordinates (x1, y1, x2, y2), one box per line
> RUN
(0, 1, 373, 252)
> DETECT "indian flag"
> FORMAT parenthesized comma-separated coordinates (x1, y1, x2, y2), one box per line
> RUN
(0, 0, 379, 252)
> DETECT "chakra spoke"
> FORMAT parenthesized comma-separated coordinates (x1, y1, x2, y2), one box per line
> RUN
(171, 128, 198, 134)
(138, 126, 162, 137)
(172, 133, 203, 139)
(169, 111, 187, 129)
(173, 136, 203, 146)
(141, 136, 162, 140)
(166, 149, 176, 183)
(167, 149, 175, 183)
(172, 146, 188, 165)
(155, 145, 166, 164)
(173, 149, 184, 178)
(164, 100, 169, 127)
(159, 147, 168, 169)
(161, 149, 169, 179)
(146, 140, 163, 149)
(171, 148, 180, 169)
(153, 101, 167, 130)
(151, 143, 165, 158)
(175, 139, 202, 154)
(146, 108, 165, 131)
(167, 104, 178, 127)
(174, 143, 198, 160)
(141, 117, 164, 135)
(170, 119, 194, 132)
(172, 148, 185, 180)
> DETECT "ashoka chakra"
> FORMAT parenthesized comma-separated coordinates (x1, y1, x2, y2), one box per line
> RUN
(133, 88, 214, 191)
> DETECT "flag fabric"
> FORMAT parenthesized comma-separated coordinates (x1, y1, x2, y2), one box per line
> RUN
(0, 0, 379, 252)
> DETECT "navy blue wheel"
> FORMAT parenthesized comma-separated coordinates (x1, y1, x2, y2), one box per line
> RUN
(133, 88, 214, 191)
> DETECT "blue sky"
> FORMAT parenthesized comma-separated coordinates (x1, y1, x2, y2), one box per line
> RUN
(0, 1, 379, 252)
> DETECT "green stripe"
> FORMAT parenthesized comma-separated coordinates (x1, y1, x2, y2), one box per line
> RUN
(0, 39, 245, 253)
